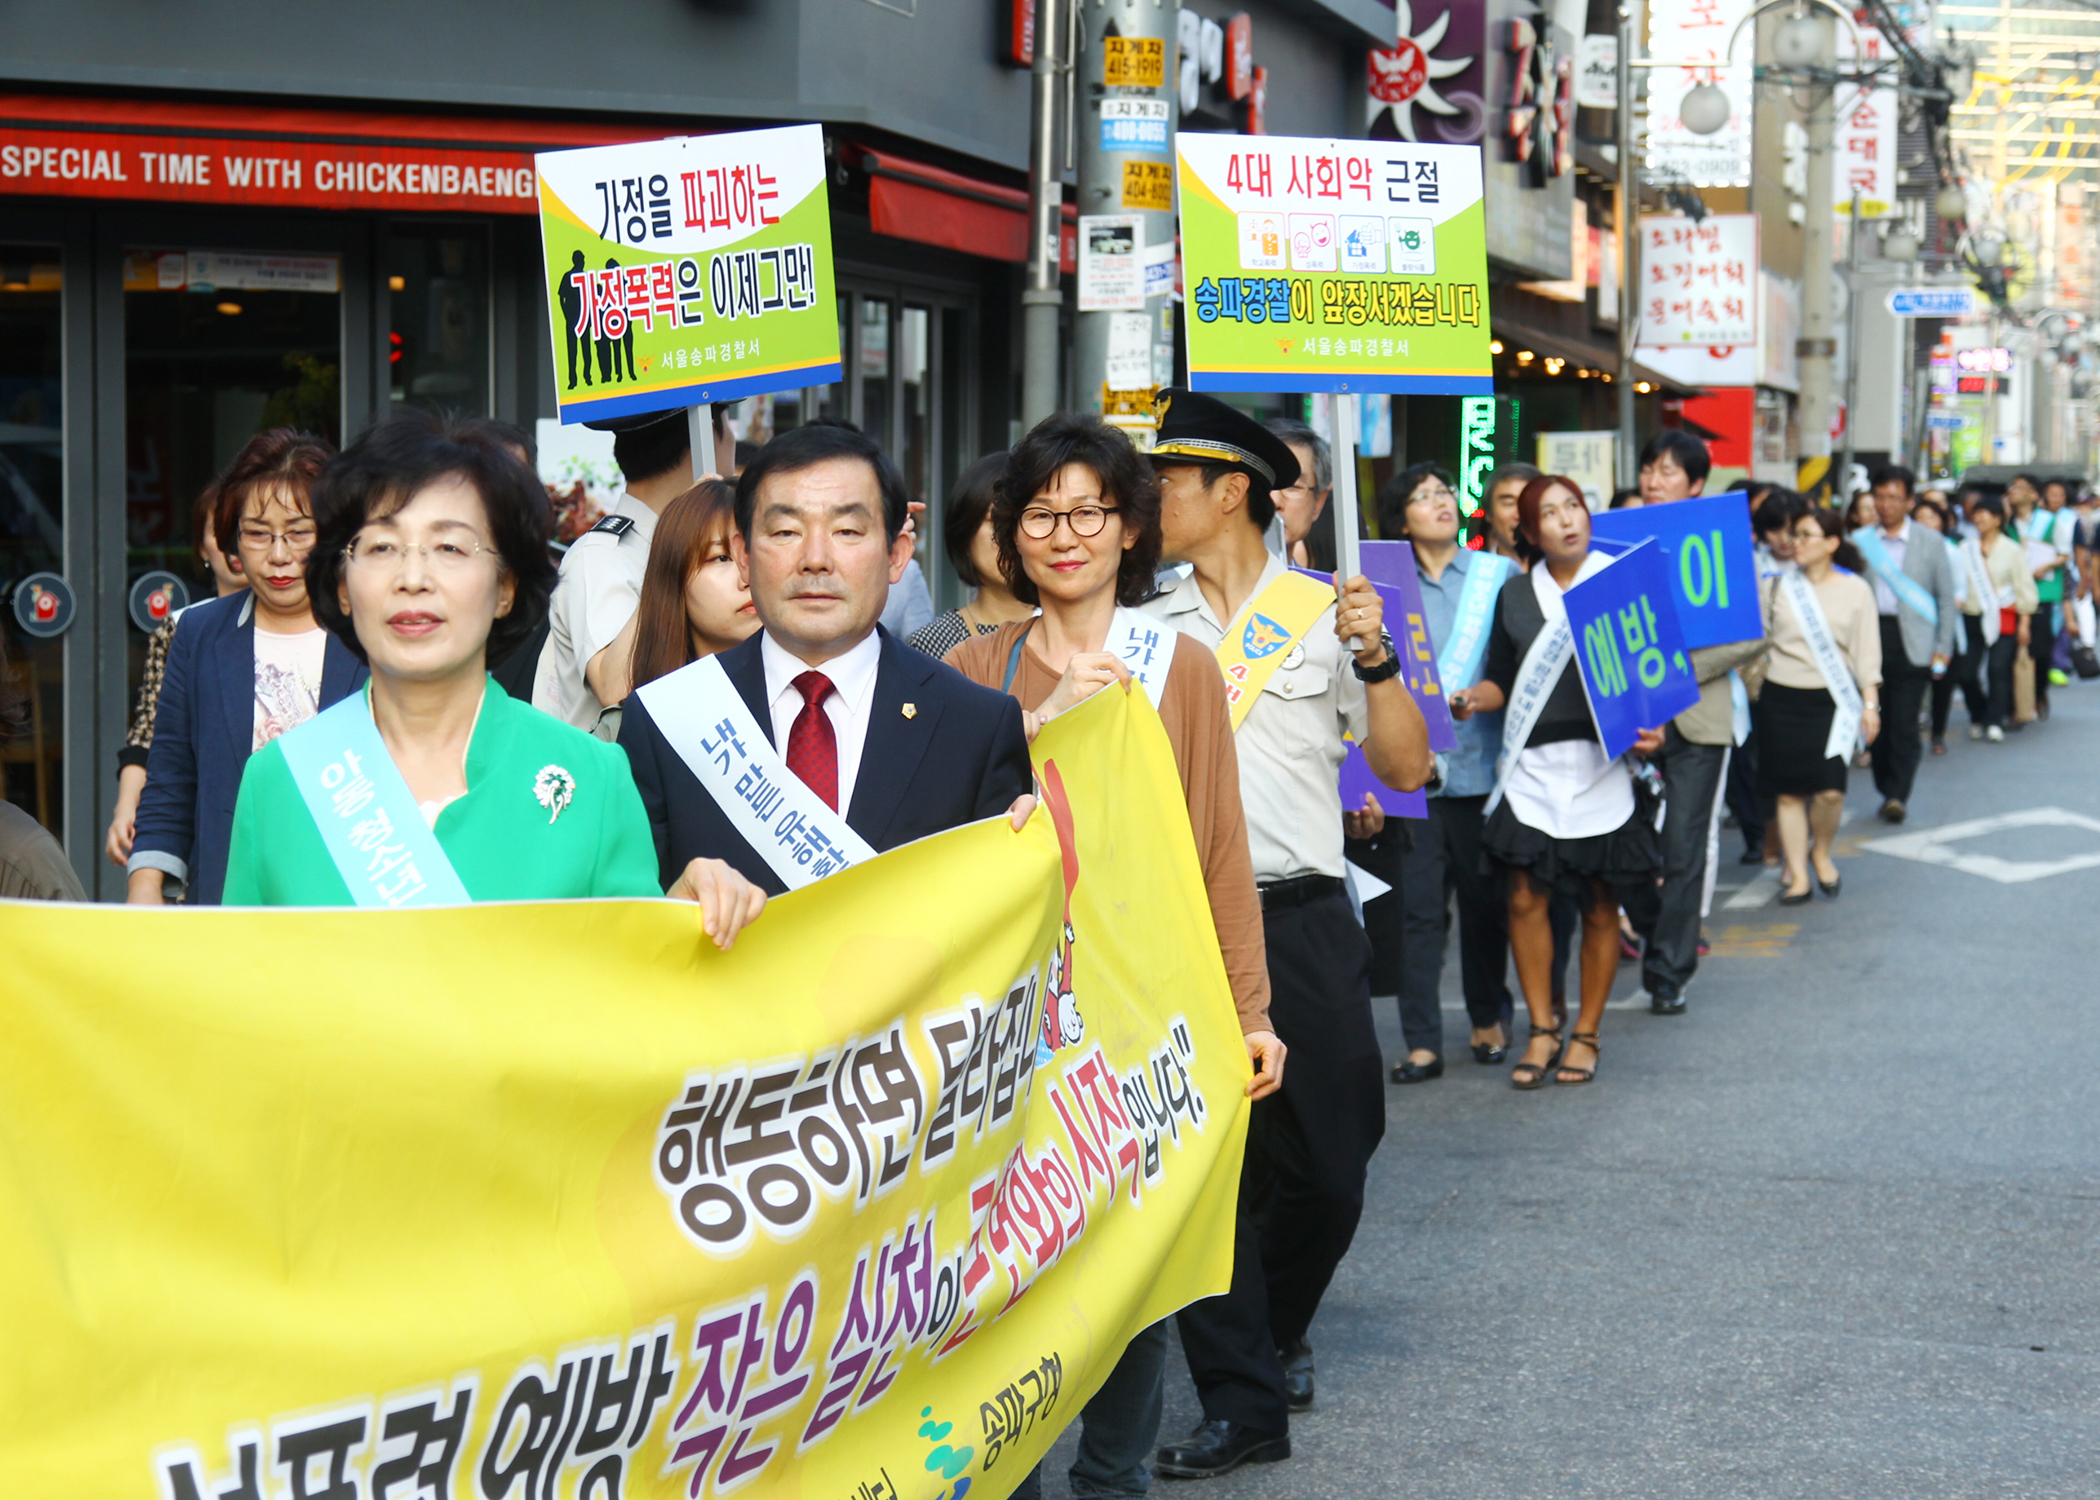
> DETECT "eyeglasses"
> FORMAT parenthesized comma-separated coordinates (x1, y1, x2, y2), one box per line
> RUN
(239, 525, 318, 553)
(1019, 504, 1120, 539)
(343, 533, 497, 572)
(1790, 529, 1824, 544)
(1413, 484, 1457, 504)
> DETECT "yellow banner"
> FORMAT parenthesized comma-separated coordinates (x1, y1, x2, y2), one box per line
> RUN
(0, 687, 1246, 1499)
(1213, 569, 1336, 730)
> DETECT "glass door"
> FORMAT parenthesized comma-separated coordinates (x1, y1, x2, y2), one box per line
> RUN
(0, 244, 67, 841)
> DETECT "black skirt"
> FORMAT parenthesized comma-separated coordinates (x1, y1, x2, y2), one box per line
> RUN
(1756, 680, 1852, 797)
(1482, 785, 1662, 900)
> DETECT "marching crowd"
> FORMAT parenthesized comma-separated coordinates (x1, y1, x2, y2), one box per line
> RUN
(0, 384, 2089, 1495)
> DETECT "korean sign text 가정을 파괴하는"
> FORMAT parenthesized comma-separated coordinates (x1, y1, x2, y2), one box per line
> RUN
(535, 125, 841, 424)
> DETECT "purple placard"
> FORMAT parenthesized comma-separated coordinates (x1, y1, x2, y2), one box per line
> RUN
(1339, 741, 1429, 821)
(1296, 545, 1458, 752)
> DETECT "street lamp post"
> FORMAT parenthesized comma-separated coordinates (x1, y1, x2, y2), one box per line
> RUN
(1794, 12, 1840, 499)
(1618, 0, 1639, 487)
(1021, 0, 1069, 428)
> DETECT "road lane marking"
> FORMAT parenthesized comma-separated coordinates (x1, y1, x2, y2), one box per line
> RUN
(1861, 805, 2100, 884)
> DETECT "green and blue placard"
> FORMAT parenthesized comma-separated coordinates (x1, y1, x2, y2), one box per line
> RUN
(1176, 133, 1491, 395)
(1587, 493, 1760, 650)
(1564, 541, 1701, 760)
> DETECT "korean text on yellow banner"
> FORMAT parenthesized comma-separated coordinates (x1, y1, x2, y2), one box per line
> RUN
(0, 686, 1246, 1500)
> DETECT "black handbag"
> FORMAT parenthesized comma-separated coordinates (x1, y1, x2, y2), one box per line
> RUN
(2072, 641, 2100, 680)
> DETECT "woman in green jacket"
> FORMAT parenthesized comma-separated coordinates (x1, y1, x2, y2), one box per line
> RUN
(223, 411, 765, 947)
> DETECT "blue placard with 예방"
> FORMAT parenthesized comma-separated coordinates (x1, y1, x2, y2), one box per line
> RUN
(1586, 492, 1761, 650)
(1563, 540, 1703, 760)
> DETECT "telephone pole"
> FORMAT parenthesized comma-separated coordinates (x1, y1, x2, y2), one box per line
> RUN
(1021, 0, 1069, 428)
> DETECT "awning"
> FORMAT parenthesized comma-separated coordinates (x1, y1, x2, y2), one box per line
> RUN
(860, 148, 1074, 271)
(0, 92, 651, 214)
(1492, 317, 1704, 397)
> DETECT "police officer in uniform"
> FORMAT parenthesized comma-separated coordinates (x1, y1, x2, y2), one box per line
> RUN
(1142, 389, 1433, 1476)
(534, 405, 727, 731)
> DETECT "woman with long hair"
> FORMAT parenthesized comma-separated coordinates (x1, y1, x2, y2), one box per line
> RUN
(626, 479, 760, 691)
(1756, 509, 1881, 904)
(1449, 475, 1665, 1088)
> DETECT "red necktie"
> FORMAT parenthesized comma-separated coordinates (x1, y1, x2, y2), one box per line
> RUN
(785, 671, 840, 811)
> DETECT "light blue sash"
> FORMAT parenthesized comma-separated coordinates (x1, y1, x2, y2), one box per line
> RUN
(1436, 550, 1514, 689)
(1850, 526, 1938, 627)
(276, 691, 472, 908)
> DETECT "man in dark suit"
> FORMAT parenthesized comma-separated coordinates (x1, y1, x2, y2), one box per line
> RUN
(620, 423, 1034, 936)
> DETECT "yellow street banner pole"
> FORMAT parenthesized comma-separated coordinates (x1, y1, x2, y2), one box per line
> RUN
(0, 686, 1245, 1500)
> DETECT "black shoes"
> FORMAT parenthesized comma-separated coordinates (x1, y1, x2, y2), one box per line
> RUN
(1470, 1036, 1509, 1065)
(1879, 798, 1907, 824)
(1390, 1055, 1444, 1084)
(1155, 1419, 1292, 1478)
(1280, 1338, 1315, 1412)
(1647, 985, 1687, 1015)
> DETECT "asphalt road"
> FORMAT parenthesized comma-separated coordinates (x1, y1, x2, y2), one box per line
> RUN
(1045, 680, 2100, 1498)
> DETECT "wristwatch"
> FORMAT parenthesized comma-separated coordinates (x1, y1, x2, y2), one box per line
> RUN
(1351, 629, 1401, 683)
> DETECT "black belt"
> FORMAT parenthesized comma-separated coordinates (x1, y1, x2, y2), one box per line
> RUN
(1257, 874, 1345, 912)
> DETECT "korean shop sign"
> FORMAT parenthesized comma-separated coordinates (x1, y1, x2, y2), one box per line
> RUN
(1636, 212, 1757, 349)
(535, 125, 841, 424)
(1176, 132, 1491, 394)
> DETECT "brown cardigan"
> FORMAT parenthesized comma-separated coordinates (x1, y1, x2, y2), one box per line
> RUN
(947, 619, 1273, 1037)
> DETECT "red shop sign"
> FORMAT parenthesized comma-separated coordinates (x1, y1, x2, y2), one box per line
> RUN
(0, 126, 541, 213)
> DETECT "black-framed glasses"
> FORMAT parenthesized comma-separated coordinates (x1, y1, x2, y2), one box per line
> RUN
(1019, 504, 1120, 539)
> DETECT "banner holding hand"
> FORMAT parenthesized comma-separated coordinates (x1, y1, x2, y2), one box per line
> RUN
(1563, 541, 1702, 759)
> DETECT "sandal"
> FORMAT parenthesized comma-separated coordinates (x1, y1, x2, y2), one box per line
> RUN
(1556, 1031, 1601, 1086)
(1510, 1027, 1563, 1091)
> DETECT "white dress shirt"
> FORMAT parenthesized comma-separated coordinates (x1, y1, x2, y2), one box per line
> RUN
(1871, 518, 1910, 617)
(761, 628, 883, 814)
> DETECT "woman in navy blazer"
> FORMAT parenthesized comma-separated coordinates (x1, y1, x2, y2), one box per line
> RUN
(128, 431, 365, 905)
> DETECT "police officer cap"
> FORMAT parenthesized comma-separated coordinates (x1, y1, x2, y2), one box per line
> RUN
(582, 401, 733, 434)
(1148, 387, 1300, 491)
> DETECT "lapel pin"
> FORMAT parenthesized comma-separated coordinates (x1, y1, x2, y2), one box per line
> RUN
(902, 703, 917, 719)
(534, 764, 576, 824)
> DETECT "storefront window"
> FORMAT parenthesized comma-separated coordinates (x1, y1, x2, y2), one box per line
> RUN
(0, 247, 65, 837)
(860, 297, 893, 450)
(900, 305, 931, 503)
(387, 226, 491, 416)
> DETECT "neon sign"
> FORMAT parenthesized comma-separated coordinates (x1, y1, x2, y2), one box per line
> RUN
(1459, 395, 1497, 521)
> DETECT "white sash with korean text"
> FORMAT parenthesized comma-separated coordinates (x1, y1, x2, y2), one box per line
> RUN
(1107, 607, 1174, 709)
(1780, 569, 1866, 761)
(634, 654, 877, 891)
(277, 690, 472, 909)
(1851, 526, 1938, 626)
(1437, 550, 1515, 691)
(1483, 551, 1612, 817)
(1962, 536, 2001, 645)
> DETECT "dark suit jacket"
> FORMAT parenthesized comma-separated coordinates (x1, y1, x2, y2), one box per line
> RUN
(131, 592, 367, 905)
(618, 627, 1033, 895)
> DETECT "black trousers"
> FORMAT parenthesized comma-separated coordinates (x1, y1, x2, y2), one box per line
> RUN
(1176, 890, 1383, 1432)
(1624, 727, 1727, 997)
(1986, 628, 2020, 729)
(1871, 616, 1929, 803)
(2031, 605, 2058, 706)
(1952, 615, 1991, 728)
(1724, 717, 1763, 855)
(1393, 795, 1512, 1054)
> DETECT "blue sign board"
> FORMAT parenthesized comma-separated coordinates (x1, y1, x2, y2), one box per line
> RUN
(1100, 100, 1169, 154)
(1886, 287, 1977, 318)
(1926, 411, 1968, 430)
(1564, 541, 1702, 760)
(1587, 492, 1761, 649)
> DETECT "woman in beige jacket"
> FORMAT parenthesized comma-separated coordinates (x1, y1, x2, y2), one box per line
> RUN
(1960, 492, 2039, 741)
